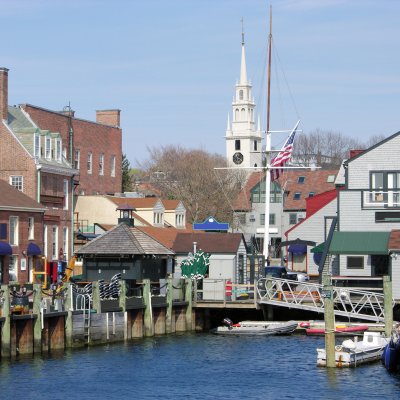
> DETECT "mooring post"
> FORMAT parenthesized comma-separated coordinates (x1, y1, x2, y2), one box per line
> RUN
(323, 274, 336, 368)
(185, 278, 193, 331)
(92, 281, 101, 313)
(32, 283, 42, 354)
(143, 279, 154, 337)
(383, 275, 393, 338)
(165, 278, 173, 334)
(119, 280, 127, 340)
(63, 282, 73, 348)
(0, 284, 11, 358)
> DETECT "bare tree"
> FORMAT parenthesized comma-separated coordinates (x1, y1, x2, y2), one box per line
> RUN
(140, 145, 247, 224)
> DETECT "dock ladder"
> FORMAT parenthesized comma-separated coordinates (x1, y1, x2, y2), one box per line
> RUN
(76, 293, 92, 344)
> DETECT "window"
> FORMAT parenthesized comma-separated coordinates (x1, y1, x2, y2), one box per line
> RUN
(99, 153, 104, 175)
(308, 192, 315, 197)
(63, 179, 69, 210)
(153, 212, 163, 226)
(111, 155, 116, 177)
(239, 90, 243, 100)
(289, 213, 297, 225)
(0, 223, 6, 240)
(74, 149, 80, 169)
(327, 175, 336, 183)
(9, 256, 18, 282)
(87, 152, 92, 174)
(235, 140, 241, 151)
(298, 176, 305, 184)
(56, 139, 62, 161)
(63, 227, 68, 261)
(347, 256, 364, 269)
(9, 217, 18, 245)
(270, 181, 282, 204)
(34, 133, 40, 157)
(28, 217, 34, 240)
(44, 225, 48, 258)
(52, 226, 58, 260)
(253, 140, 258, 151)
(175, 214, 185, 228)
(293, 192, 301, 200)
(10, 175, 23, 191)
(260, 214, 265, 225)
(269, 213, 275, 225)
(45, 135, 51, 159)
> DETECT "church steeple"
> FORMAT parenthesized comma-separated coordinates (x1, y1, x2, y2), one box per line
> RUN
(225, 20, 262, 170)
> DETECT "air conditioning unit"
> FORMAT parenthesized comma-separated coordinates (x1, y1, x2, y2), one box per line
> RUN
(249, 214, 256, 222)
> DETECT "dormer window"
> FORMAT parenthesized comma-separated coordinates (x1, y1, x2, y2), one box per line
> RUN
(298, 176, 305, 184)
(45, 136, 51, 159)
(294, 192, 301, 200)
(153, 211, 163, 226)
(175, 213, 185, 228)
(327, 175, 335, 183)
(56, 139, 62, 161)
(74, 149, 80, 169)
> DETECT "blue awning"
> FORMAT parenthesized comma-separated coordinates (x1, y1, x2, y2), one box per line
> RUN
(27, 242, 42, 256)
(288, 244, 307, 255)
(0, 241, 12, 256)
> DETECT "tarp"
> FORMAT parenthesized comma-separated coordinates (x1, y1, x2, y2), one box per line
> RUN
(288, 244, 307, 255)
(311, 242, 325, 254)
(0, 241, 12, 255)
(329, 231, 389, 255)
(27, 242, 42, 256)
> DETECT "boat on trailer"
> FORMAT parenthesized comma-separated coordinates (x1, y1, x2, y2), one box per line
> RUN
(317, 331, 388, 367)
(212, 318, 298, 336)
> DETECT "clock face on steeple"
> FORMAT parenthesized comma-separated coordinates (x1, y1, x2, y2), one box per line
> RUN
(233, 152, 244, 165)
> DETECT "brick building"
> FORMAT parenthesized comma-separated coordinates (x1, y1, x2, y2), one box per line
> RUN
(21, 104, 122, 196)
(0, 180, 45, 284)
(0, 67, 77, 264)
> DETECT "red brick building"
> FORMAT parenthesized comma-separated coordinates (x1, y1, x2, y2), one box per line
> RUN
(21, 104, 122, 196)
(0, 180, 45, 284)
(0, 68, 78, 264)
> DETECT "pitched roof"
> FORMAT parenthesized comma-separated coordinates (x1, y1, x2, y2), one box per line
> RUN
(172, 232, 243, 254)
(282, 169, 338, 211)
(0, 179, 45, 211)
(138, 225, 193, 249)
(107, 196, 160, 209)
(76, 223, 174, 256)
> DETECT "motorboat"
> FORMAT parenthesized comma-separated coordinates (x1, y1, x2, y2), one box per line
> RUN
(211, 318, 298, 336)
(317, 331, 389, 367)
(300, 321, 369, 336)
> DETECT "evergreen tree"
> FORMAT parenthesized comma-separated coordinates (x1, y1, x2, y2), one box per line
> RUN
(121, 153, 132, 192)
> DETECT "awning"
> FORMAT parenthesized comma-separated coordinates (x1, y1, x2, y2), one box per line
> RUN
(329, 231, 390, 255)
(288, 244, 307, 255)
(281, 238, 316, 246)
(311, 242, 325, 254)
(0, 241, 12, 256)
(27, 242, 42, 256)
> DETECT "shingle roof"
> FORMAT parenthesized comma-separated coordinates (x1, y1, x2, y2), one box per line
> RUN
(138, 225, 194, 249)
(172, 232, 243, 254)
(107, 196, 160, 209)
(76, 223, 174, 256)
(0, 179, 45, 211)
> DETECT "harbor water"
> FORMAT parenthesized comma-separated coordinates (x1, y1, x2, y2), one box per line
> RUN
(1, 333, 400, 399)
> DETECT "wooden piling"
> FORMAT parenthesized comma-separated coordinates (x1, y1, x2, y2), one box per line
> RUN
(143, 279, 154, 337)
(185, 279, 193, 331)
(64, 282, 73, 348)
(1, 285, 11, 358)
(119, 280, 127, 340)
(383, 275, 393, 337)
(166, 278, 173, 334)
(32, 283, 42, 354)
(322, 274, 336, 368)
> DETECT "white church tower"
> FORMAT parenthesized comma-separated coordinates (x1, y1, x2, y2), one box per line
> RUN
(226, 29, 262, 169)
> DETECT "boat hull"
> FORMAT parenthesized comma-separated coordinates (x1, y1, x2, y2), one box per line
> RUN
(306, 325, 369, 336)
(212, 320, 298, 336)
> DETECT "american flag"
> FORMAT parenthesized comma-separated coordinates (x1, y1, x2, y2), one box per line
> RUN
(270, 120, 300, 182)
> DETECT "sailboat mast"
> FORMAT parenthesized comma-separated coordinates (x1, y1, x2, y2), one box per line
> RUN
(263, 5, 273, 260)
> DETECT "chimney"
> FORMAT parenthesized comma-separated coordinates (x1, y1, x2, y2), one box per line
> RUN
(96, 109, 120, 127)
(0, 67, 9, 121)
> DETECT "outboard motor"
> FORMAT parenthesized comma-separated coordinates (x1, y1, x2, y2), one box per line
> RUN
(222, 317, 233, 329)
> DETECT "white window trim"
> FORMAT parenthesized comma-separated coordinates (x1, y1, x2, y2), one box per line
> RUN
(28, 217, 34, 240)
(52, 226, 58, 261)
(63, 227, 68, 261)
(63, 179, 69, 210)
(44, 225, 48, 258)
(111, 155, 116, 177)
(9, 216, 19, 246)
(45, 135, 51, 159)
(99, 153, 104, 176)
(74, 149, 80, 170)
(87, 152, 93, 174)
(34, 133, 40, 157)
(56, 138, 62, 162)
(9, 175, 23, 192)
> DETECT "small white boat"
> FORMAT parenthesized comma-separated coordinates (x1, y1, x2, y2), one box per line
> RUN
(212, 318, 298, 336)
(317, 331, 389, 367)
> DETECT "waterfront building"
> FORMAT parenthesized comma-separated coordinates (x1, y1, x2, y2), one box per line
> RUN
(0, 180, 45, 284)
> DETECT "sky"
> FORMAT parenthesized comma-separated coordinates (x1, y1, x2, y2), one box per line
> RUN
(2, 0, 400, 167)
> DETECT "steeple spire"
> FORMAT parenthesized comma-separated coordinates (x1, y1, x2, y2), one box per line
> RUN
(239, 18, 247, 85)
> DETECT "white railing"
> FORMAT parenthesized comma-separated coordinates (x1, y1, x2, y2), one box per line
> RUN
(363, 190, 400, 209)
(256, 277, 389, 322)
